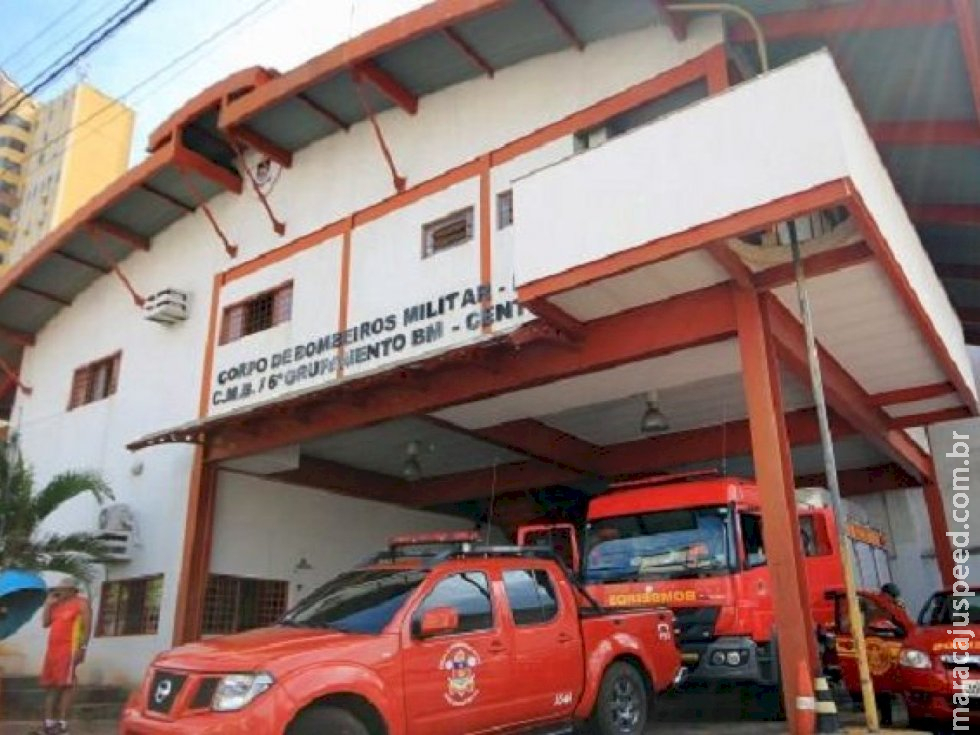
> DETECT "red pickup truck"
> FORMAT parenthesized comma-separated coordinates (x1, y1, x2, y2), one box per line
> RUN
(121, 547, 682, 734)
(898, 589, 980, 732)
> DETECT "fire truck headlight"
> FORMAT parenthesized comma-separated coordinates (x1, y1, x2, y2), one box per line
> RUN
(725, 651, 742, 666)
(710, 651, 726, 666)
(899, 649, 931, 669)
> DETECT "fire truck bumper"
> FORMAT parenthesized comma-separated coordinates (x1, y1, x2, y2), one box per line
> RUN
(679, 637, 778, 685)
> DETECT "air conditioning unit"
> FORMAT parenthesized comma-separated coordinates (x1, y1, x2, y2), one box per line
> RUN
(94, 530, 133, 562)
(95, 503, 137, 563)
(143, 288, 189, 325)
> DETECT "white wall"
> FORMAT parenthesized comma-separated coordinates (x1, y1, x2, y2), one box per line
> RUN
(849, 489, 943, 616)
(210, 473, 470, 608)
(4, 17, 725, 686)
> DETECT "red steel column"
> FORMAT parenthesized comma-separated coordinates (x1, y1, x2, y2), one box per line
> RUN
(735, 287, 819, 735)
(923, 476, 956, 587)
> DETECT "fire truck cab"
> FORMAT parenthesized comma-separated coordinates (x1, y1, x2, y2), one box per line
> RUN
(518, 475, 892, 688)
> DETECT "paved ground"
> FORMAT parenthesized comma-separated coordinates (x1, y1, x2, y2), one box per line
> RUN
(0, 685, 913, 734)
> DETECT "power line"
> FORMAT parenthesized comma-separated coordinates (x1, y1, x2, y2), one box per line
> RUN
(0, 0, 161, 119)
(19, 0, 289, 170)
(7, 0, 125, 82)
(0, 0, 97, 70)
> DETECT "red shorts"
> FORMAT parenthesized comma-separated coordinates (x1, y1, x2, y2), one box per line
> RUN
(39, 648, 77, 687)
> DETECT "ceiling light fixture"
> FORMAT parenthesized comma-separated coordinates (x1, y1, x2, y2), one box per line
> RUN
(403, 440, 423, 481)
(640, 390, 669, 434)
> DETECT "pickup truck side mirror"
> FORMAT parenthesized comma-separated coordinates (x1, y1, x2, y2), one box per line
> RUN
(417, 607, 460, 638)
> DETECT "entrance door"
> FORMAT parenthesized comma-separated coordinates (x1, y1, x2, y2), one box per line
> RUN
(403, 570, 512, 735)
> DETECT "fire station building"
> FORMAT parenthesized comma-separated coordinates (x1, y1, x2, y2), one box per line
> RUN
(1, 1, 979, 730)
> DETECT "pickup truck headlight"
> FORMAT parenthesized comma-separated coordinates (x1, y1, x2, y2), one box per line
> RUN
(211, 673, 275, 712)
(899, 649, 931, 669)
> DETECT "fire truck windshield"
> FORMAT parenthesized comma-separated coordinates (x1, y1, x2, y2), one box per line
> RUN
(583, 506, 733, 583)
(282, 569, 428, 634)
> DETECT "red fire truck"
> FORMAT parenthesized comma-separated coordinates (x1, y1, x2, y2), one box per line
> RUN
(518, 474, 892, 689)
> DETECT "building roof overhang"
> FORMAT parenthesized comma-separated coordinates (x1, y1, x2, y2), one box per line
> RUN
(3, 0, 980, 421)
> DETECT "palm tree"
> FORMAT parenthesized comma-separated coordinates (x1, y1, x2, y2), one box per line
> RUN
(0, 436, 115, 583)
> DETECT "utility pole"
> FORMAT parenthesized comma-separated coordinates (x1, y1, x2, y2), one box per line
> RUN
(791, 239, 879, 732)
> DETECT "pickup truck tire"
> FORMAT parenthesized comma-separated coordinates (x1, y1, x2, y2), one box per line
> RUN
(288, 706, 370, 735)
(587, 661, 648, 735)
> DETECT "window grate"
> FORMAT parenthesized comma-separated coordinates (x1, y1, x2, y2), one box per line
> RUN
(202, 574, 289, 635)
(422, 207, 474, 258)
(96, 575, 163, 637)
(497, 190, 513, 230)
(220, 282, 292, 344)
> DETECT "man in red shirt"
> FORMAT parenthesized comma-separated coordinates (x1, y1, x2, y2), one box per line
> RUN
(35, 577, 91, 735)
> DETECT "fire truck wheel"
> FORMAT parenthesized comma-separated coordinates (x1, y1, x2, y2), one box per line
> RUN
(287, 706, 370, 735)
(588, 661, 648, 735)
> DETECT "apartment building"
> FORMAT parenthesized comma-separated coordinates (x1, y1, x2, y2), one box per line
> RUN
(0, 72, 38, 266)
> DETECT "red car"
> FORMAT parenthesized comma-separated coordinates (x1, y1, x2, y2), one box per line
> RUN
(121, 547, 682, 734)
(898, 589, 980, 732)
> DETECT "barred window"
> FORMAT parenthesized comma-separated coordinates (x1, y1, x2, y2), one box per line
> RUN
(497, 190, 513, 229)
(422, 207, 474, 258)
(97, 576, 163, 637)
(202, 574, 289, 635)
(220, 282, 292, 344)
(68, 352, 121, 410)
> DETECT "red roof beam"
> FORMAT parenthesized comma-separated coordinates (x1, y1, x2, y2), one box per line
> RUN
(52, 249, 111, 274)
(954, 0, 980, 122)
(473, 418, 603, 475)
(443, 27, 494, 78)
(909, 204, 980, 226)
(227, 125, 293, 168)
(728, 0, 955, 44)
(868, 381, 956, 407)
(140, 183, 194, 213)
(537, 0, 585, 51)
(0, 324, 34, 347)
(795, 463, 920, 497)
(172, 144, 243, 195)
(526, 298, 585, 339)
(888, 406, 972, 430)
(14, 284, 72, 307)
(752, 242, 874, 291)
(352, 60, 419, 115)
(296, 93, 350, 132)
(87, 219, 149, 251)
(870, 120, 980, 147)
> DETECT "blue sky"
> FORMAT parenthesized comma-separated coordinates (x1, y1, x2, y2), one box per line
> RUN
(1, 0, 428, 163)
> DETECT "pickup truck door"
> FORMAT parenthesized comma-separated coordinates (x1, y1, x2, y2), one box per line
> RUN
(501, 566, 585, 723)
(402, 570, 512, 735)
(829, 592, 906, 694)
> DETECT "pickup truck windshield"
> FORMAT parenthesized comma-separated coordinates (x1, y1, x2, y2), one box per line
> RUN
(584, 506, 733, 583)
(918, 592, 980, 626)
(282, 569, 428, 634)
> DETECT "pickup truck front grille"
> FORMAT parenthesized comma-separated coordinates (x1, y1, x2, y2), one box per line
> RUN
(672, 606, 720, 643)
(146, 670, 186, 714)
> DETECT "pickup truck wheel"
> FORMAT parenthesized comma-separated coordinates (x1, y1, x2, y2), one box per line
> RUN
(588, 661, 648, 735)
(288, 706, 370, 735)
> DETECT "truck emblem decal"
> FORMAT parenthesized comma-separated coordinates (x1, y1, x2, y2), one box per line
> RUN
(441, 643, 480, 707)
